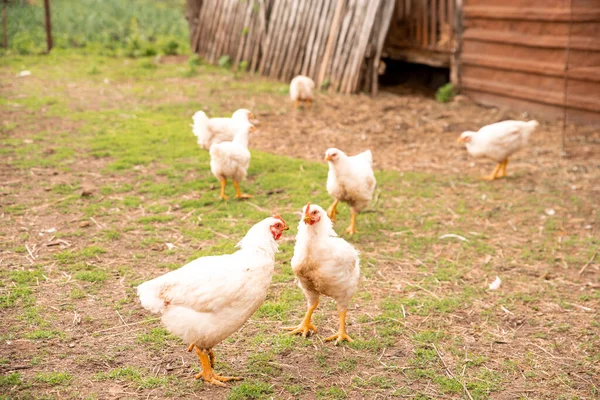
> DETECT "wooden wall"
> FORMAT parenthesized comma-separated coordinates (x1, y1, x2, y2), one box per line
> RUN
(460, 0, 600, 124)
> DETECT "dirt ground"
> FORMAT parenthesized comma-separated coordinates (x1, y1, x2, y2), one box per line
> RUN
(1, 55, 599, 400)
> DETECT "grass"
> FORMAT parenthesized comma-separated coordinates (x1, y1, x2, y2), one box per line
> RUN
(4, 0, 189, 56)
(1, 42, 599, 400)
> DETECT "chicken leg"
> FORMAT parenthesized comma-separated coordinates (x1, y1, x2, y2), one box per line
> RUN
(345, 209, 358, 235)
(293, 100, 300, 109)
(188, 344, 214, 368)
(326, 200, 339, 222)
(325, 309, 354, 345)
(193, 347, 241, 386)
(219, 179, 229, 200)
(285, 300, 318, 337)
(306, 99, 312, 108)
(233, 180, 252, 199)
(497, 159, 509, 178)
(482, 163, 502, 181)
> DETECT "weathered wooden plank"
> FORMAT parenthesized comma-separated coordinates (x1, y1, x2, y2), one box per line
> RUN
(317, 0, 346, 88)
(339, 0, 369, 92)
(329, 0, 356, 91)
(275, 0, 302, 80)
(291, 0, 317, 78)
(306, 0, 333, 77)
(258, 0, 282, 74)
(345, 0, 382, 92)
(235, 1, 256, 68)
(371, 0, 396, 95)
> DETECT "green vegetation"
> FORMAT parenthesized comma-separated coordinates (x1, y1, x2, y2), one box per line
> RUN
(4, 0, 188, 56)
(435, 82, 455, 103)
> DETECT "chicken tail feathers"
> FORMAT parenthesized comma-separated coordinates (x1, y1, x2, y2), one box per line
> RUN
(137, 281, 166, 314)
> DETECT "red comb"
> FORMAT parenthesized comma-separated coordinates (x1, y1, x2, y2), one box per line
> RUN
(304, 202, 311, 216)
(273, 214, 285, 224)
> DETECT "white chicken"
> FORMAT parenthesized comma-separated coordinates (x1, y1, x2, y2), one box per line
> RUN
(290, 75, 315, 109)
(325, 148, 376, 235)
(137, 216, 289, 386)
(192, 109, 254, 149)
(457, 120, 539, 180)
(210, 121, 255, 200)
(286, 203, 360, 345)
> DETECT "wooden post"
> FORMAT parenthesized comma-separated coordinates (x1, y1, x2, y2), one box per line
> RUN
(43, 0, 53, 52)
(317, 0, 345, 88)
(3, 0, 7, 49)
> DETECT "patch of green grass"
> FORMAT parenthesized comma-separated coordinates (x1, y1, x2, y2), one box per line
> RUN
(316, 386, 347, 399)
(74, 269, 107, 283)
(34, 372, 73, 386)
(137, 327, 178, 350)
(24, 329, 65, 340)
(0, 372, 22, 387)
(96, 366, 174, 389)
(0, 286, 35, 309)
(226, 380, 273, 400)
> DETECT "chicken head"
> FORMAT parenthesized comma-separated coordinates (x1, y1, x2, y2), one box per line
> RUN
(270, 215, 289, 240)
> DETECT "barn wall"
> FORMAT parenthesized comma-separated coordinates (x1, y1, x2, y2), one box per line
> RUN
(460, 0, 600, 124)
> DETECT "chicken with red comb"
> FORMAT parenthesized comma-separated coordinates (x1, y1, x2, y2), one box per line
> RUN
(285, 203, 360, 345)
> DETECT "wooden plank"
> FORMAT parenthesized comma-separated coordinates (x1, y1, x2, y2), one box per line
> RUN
(258, 0, 281, 74)
(251, 0, 268, 72)
(286, 0, 314, 79)
(462, 77, 600, 113)
(308, 0, 335, 78)
(301, 0, 324, 75)
(277, 0, 303, 80)
(447, 0, 454, 47)
(345, 0, 382, 93)
(371, 0, 396, 95)
(430, 0, 437, 49)
(235, 1, 255, 68)
(422, 0, 428, 48)
(463, 29, 600, 51)
(330, 0, 356, 91)
(463, 6, 600, 22)
(340, 0, 369, 92)
(317, 0, 346, 88)
(268, 0, 296, 77)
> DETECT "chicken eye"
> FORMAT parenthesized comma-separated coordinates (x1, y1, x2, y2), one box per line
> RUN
(312, 210, 318, 215)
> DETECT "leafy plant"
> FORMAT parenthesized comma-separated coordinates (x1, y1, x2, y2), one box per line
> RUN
(436, 83, 456, 103)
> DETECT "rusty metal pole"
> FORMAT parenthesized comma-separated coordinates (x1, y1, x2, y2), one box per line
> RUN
(43, 0, 53, 52)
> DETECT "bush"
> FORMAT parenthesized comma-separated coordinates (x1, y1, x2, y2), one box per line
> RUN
(435, 83, 456, 103)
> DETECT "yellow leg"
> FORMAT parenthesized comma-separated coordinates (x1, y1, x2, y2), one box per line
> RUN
(293, 99, 300, 109)
(219, 179, 229, 200)
(497, 159, 508, 178)
(326, 199, 339, 222)
(482, 163, 502, 181)
(345, 209, 357, 235)
(285, 301, 318, 338)
(193, 347, 241, 386)
(306, 99, 312, 108)
(233, 180, 252, 199)
(325, 310, 354, 345)
(188, 344, 215, 368)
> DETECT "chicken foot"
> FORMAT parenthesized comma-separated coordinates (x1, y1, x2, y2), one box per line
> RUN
(345, 210, 358, 235)
(285, 301, 318, 337)
(325, 310, 354, 345)
(233, 180, 252, 199)
(482, 162, 502, 181)
(326, 200, 339, 222)
(193, 347, 241, 386)
(219, 179, 229, 200)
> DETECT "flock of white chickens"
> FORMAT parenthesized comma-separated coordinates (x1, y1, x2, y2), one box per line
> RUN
(137, 75, 540, 386)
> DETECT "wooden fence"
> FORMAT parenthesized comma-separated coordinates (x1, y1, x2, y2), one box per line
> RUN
(186, 0, 396, 94)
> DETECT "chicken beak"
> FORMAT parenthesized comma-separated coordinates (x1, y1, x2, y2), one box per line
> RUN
(283, 224, 289, 231)
(303, 215, 311, 224)
(324, 154, 332, 161)
(456, 136, 464, 143)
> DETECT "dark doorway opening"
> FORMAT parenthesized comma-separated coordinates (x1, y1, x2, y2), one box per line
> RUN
(379, 58, 450, 97)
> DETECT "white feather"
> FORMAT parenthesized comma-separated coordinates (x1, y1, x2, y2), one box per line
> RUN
(488, 276, 502, 290)
(192, 109, 253, 150)
(137, 217, 282, 349)
(325, 148, 376, 213)
(290, 75, 315, 102)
